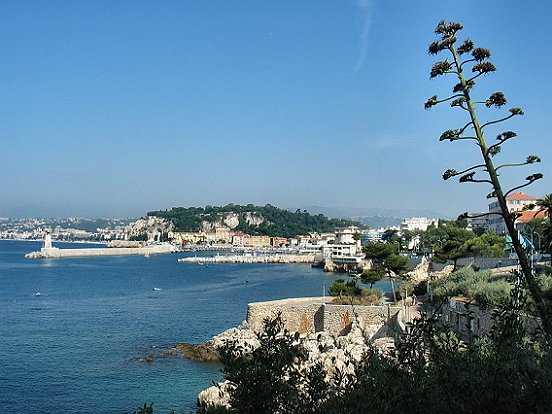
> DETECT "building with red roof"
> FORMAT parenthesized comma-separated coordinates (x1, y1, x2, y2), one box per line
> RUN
(487, 192, 540, 234)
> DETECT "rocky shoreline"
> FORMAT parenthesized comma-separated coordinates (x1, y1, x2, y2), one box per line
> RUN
(191, 320, 397, 411)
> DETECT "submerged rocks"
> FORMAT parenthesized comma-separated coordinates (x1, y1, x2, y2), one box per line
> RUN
(175, 342, 220, 362)
(176, 322, 259, 363)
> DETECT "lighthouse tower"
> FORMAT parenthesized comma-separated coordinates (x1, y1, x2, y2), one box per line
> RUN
(43, 231, 53, 250)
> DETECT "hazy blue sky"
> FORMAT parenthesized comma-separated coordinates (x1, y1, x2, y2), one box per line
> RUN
(1, 1, 551, 218)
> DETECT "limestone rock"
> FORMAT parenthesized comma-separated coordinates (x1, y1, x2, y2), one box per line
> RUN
(197, 380, 233, 410)
(128, 216, 174, 241)
(223, 213, 240, 229)
(196, 319, 396, 411)
(243, 212, 265, 226)
(406, 257, 431, 282)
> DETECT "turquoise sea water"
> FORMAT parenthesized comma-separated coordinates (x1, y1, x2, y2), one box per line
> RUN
(1, 240, 380, 413)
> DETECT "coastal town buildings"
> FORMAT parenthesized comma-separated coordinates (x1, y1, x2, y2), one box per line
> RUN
(321, 226, 364, 267)
(400, 217, 439, 232)
(466, 213, 488, 231)
(0, 217, 132, 241)
(487, 192, 543, 234)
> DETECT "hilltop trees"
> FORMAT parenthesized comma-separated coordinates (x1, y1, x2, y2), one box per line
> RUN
(148, 204, 360, 238)
(425, 20, 551, 333)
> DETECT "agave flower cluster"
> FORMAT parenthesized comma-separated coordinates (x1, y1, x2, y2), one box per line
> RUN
(424, 20, 542, 217)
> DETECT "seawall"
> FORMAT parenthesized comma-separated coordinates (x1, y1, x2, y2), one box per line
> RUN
(178, 253, 318, 264)
(25, 244, 177, 259)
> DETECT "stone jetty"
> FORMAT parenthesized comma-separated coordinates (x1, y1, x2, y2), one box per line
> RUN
(25, 243, 177, 259)
(178, 253, 318, 264)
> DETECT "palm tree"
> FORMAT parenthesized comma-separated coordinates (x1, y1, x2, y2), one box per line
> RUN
(530, 194, 552, 264)
(534, 194, 552, 221)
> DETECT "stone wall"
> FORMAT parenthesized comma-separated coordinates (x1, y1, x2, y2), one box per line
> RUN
(246, 297, 402, 339)
(443, 299, 542, 338)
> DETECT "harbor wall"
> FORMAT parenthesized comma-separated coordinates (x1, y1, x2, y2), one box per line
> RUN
(26, 244, 176, 259)
(178, 253, 318, 264)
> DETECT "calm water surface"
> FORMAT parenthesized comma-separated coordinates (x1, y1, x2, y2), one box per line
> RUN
(0, 240, 381, 413)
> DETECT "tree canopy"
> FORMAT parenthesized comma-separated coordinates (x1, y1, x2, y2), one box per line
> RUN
(147, 204, 361, 238)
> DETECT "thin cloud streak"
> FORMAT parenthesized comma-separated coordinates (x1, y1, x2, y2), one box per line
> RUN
(354, 0, 375, 71)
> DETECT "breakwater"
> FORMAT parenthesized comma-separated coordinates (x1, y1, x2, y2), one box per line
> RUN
(25, 244, 177, 259)
(177, 253, 318, 264)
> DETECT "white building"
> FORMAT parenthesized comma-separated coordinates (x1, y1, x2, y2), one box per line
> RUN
(466, 213, 488, 231)
(400, 217, 439, 232)
(321, 226, 364, 266)
(487, 192, 539, 234)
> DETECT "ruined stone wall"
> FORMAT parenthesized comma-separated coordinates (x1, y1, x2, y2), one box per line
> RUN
(246, 297, 402, 338)
(322, 304, 400, 337)
(247, 297, 329, 334)
(443, 299, 542, 338)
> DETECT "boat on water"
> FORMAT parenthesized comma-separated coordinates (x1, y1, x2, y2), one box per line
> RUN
(34, 292, 42, 297)
(152, 287, 162, 291)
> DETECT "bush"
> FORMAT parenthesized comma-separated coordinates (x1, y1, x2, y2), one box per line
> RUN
(328, 279, 361, 297)
(332, 288, 383, 305)
(211, 297, 552, 414)
(432, 267, 512, 308)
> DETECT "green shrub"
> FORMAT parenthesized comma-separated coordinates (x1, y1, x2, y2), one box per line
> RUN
(432, 267, 512, 308)
(328, 279, 361, 297)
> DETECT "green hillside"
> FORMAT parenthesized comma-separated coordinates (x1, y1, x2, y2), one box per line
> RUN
(148, 204, 362, 238)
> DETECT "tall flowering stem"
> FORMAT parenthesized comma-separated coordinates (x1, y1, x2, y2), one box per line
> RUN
(426, 20, 550, 334)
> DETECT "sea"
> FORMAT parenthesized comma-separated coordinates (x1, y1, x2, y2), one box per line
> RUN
(0, 240, 387, 413)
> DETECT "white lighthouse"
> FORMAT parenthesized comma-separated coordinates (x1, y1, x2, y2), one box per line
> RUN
(40, 231, 57, 255)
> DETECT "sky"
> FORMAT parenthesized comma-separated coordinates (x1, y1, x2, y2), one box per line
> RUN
(1, 1, 551, 218)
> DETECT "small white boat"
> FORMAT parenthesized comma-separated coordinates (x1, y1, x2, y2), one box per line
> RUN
(34, 292, 42, 297)
(152, 287, 162, 291)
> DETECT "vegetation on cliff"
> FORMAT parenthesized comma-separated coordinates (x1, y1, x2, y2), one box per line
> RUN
(205, 295, 552, 414)
(147, 204, 360, 238)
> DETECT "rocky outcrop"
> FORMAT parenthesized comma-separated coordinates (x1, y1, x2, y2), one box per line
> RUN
(406, 257, 431, 282)
(128, 216, 174, 241)
(199, 215, 237, 232)
(197, 381, 233, 410)
(243, 212, 266, 226)
(197, 211, 270, 233)
(175, 343, 220, 362)
(195, 319, 398, 411)
(433, 264, 454, 278)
